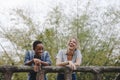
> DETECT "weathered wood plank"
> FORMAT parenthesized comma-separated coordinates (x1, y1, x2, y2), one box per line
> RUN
(0, 65, 120, 80)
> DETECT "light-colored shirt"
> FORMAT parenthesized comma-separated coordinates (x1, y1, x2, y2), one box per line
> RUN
(56, 49, 82, 64)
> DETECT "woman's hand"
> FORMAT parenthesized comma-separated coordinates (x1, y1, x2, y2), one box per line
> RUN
(33, 58, 41, 65)
(33, 58, 41, 72)
(68, 61, 76, 70)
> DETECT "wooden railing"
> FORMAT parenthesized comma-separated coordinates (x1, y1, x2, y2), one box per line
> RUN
(0, 65, 120, 80)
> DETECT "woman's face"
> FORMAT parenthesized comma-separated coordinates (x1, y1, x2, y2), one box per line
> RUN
(68, 38, 77, 50)
(34, 43, 44, 55)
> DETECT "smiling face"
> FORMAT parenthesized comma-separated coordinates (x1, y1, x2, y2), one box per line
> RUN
(68, 38, 77, 51)
(34, 43, 44, 55)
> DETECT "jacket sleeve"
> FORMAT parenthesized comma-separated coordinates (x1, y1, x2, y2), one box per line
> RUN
(24, 50, 30, 65)
(44, 51, 52, 65)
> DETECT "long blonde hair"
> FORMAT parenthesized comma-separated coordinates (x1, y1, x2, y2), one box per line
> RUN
(67, 36, 80, 49)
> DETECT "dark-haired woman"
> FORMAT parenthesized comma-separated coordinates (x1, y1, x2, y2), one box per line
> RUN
(24, 40, 51, 80)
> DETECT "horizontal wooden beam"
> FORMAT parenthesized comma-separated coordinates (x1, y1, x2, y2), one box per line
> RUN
(0, 65, 120, 73)
(0, 65, 120, 80)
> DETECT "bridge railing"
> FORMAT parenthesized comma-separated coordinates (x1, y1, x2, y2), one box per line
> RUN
(0, 65, 120, 80)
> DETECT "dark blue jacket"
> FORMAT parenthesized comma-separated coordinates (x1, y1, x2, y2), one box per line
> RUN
(24, 50, 51, 80)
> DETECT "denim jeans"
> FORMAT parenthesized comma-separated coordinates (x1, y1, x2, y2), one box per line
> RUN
(56, 73, 77, 80)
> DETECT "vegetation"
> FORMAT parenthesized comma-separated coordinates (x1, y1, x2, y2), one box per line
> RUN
(0, 1, 120, 80)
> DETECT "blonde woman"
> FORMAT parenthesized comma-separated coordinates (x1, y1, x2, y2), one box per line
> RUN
(56, 37, 82, 80)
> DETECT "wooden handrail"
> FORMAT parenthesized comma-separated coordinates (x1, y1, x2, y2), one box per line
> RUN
(0, 65, 120, 80)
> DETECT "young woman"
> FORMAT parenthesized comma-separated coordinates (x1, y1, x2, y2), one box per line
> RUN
(56, 37, 82, 80)
(24, 40, 51, 80)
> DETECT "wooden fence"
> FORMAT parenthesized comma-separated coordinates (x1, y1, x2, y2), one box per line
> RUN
(0, 65, 120, 80)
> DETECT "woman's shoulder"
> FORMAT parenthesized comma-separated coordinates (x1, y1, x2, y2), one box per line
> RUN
(59, 49, 67, 53)
(25, 50, 34, 58)
(75, 49, 82, 54)
(75, 49, 82, 57)
(75, 49, 80, 52)
(43, 51, 49, 54)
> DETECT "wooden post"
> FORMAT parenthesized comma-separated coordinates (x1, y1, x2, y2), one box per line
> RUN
(36, 66, 45, 80)
(114, 73, 120, 80)
(4, 71, 13, 80)
(92, 67, 101, 80)
(64, 67, 72, 80)
(93, 73, 101, 80)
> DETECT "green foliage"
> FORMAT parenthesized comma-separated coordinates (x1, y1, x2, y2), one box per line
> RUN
(101, 73, 119, 80)
(0, 4, 120, 80)
(0, 73, 4, 80)
(36, 28, 57, 65)
(12, 73, 27, 80)
(77, 72, 94, 80)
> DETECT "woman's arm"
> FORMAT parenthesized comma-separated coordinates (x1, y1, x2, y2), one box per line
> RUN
(41, 51, 51, 66)
(74, 58, 81, 66)
(56, 59, 69, 66)
(25, 59, 34, 65)
(25, 58, 41, 66)
(40, 61, 50, 66)
(24, 51, 41, 65)
(74, 50, 82, 66)
(56, 58, 76, 70)
(24, 51, 33, 65)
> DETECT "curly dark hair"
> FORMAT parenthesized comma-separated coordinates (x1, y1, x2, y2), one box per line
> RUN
(33, 40, 42, 50)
